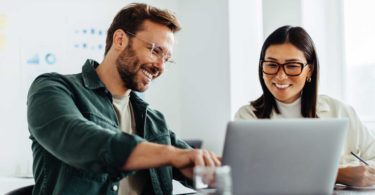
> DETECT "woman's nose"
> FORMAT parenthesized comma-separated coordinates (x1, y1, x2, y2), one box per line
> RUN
(275, 67, 288, 80)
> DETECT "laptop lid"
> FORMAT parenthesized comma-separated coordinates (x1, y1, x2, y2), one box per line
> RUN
(222, 119, 348, 195)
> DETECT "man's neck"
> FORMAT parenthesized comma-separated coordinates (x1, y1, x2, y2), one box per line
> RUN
(96, 57, 129, 96)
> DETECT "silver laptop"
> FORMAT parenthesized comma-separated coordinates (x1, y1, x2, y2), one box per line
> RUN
(222, 119, 348, 195)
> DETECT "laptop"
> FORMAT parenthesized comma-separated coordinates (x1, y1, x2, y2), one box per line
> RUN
(222, 119, 348, 195)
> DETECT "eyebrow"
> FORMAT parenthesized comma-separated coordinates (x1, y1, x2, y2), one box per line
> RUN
(265, 57, 303, 62)
(155, 44, 173, 56)
(129, 31, 173, 56)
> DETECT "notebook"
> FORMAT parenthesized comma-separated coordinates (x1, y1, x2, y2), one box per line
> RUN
(222, 119, 348, 195)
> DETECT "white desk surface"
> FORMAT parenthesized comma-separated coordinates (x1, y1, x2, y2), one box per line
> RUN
(1, 177, 374, 195)
(0, 177, 34, 194)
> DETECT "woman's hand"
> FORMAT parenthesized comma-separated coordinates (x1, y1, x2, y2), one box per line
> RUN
(337, 165, 375, 187)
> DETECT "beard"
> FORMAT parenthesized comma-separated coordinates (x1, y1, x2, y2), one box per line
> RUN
(116, 42, 147, 92)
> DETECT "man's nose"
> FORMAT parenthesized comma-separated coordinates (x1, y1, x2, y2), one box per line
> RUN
(154, 57, 165, 71)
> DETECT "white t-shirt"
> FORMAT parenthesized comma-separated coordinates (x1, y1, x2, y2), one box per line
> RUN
(112, 91, 147, 195)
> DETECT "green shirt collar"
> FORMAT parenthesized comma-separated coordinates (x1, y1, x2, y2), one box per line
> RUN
(81, 59, 149, 108)
(82, 59, 106, 89)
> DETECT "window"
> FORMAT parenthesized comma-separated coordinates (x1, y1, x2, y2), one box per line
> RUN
(344, 0, 375, 121)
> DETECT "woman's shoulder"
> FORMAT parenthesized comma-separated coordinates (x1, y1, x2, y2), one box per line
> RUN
(317, 94, 353, 116)
(318, 95, 346, 107)
(234, 104, 257, 120)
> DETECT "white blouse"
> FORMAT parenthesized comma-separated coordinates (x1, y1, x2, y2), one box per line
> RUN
(235, 95, 375, 166)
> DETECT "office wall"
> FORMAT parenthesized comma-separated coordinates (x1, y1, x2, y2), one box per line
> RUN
(229, 0, 263, 119)
(174, 0, 231, 155)
(149, 0, 264, 155)
(262, 0, 301, 37)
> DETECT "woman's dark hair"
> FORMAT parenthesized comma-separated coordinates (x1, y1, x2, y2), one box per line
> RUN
(251, 25, 319, 118)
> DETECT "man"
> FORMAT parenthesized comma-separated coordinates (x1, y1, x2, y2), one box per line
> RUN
(27, 3, 220, 195)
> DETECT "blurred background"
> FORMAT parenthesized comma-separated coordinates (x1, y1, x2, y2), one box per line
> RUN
(0, 0, 375, 179)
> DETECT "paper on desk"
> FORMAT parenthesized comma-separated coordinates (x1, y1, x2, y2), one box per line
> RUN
(347, 185, 375, 190)
(172, 180, 196, 195)
(335, 184, 375, 190)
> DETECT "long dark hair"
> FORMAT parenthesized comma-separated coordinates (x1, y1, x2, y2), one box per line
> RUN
(252, 25, 319, 118)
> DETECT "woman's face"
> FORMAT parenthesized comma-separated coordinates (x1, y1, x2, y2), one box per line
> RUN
(262, 43, 312, 104)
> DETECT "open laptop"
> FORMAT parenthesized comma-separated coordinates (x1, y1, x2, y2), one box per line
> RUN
(222, 119, 348, 195)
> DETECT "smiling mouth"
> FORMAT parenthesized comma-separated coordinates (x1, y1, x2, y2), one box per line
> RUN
(141, 68, 154, 82)
(274, 83, 290, 89)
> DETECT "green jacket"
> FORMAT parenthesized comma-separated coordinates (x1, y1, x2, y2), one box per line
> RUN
(27, 59, 191, 195)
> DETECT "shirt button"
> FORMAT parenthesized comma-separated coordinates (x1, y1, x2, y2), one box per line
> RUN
(112, 184, 118, 191)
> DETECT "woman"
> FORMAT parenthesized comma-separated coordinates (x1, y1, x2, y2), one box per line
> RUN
(235, 25, 375, 187)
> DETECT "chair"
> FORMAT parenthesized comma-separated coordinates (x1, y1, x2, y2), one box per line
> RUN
(5, 185, 33, 195)
(183, 139, 203, 149)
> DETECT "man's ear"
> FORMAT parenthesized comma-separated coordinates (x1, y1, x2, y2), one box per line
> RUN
(113, 29, 128, 51)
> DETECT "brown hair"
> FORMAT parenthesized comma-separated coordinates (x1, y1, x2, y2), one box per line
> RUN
(104, 3, 181, 55)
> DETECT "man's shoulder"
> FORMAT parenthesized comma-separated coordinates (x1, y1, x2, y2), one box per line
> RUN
(32, 72, 82, 87)
(28, 72, 84, 97)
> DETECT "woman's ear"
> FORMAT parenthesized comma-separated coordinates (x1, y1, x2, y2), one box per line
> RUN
(306, 64, 313, 82)
(308, 64, 314, 78)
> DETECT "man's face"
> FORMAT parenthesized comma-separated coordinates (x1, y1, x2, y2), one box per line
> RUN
(116, 20, 175, 92)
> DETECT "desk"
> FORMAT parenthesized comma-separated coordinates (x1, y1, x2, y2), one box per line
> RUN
(334, 190, 375, 194)
(1, 177, 373, 195)
(333, 185, 375, 195)
(0, 177, 34, 194)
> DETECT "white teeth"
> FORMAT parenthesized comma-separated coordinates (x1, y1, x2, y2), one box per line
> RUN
(142, 69, 152, 80)
(275, 83, 289, 89)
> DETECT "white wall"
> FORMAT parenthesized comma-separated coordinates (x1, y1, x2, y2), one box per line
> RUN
(262, 0, 301, 37)
(174, 0, 231, 155)
(148, 0, 264, 155)
(301, 0, 345, 100)
(229, 0, 263, 119)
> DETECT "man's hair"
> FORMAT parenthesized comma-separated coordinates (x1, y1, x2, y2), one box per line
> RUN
(104, 3, 181, 55)
(252, 25, 319, 118)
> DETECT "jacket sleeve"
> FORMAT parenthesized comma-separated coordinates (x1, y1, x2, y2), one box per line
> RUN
(169, 130, 194, 188)
(234, 105, 258, 120)
(27, 74, 144, 176)
(332, 96, 375, 165)
(347, 106, 375, 164)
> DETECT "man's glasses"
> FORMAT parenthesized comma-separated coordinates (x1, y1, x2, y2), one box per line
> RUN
(126, 31, 175, 64)
(261, 60, 308, 76)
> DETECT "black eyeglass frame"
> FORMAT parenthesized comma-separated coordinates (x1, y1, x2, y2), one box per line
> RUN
(260, 60, 309, 76)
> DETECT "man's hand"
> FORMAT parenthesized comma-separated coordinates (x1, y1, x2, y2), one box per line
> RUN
(170, 148, 221, 178)
(337, 165, 375, 187)
(123, 142, 221, 179)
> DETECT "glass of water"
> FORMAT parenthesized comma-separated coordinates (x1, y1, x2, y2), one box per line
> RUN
(194, 165, 232, 195)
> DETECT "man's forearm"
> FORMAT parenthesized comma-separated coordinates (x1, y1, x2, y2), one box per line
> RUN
(123, 142, 178, 170)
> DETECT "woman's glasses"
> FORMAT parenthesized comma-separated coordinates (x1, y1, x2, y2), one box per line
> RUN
(261, 60, 308, 76)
